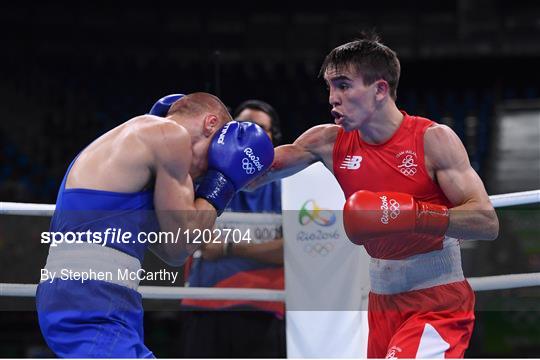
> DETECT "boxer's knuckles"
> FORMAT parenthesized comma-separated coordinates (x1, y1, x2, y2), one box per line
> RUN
(208, 120, 274, 190)
(196, 121, 274, 215)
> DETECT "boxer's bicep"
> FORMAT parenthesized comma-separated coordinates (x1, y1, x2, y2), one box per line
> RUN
(152, 162, 205, 266)
(154, 165, 193, 212)
(149, 125, 202, 265)
(152, 123, 194, 211)
(426, 125, 487, 205)
(426, 125, 498, 240)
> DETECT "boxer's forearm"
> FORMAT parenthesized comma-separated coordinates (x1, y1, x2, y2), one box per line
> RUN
(154, 199, 217, 265)
(149, 242, 191, 267)
(185, 198, 218, 229)
(425, 126, 499, 241)
(246, 162, 310, 190)
(246, 144, 319, 191)
(447, 202, 499, 241)
(157, 199, 216, 234)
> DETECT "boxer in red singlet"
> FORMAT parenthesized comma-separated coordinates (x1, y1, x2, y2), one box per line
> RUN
(250, 34, 499, 358)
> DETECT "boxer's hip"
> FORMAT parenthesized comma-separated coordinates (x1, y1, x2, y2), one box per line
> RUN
(36, 243, 152, 358)
(41, 242, 142, 289)
(37, 242, 143, 312)
(36, 280, 149, 357)
(368, 279, 475, 313)
(369, 238, 465, 295)
(367, 280, 475, 358)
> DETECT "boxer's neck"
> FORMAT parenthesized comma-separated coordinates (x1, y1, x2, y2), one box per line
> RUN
(358, 101, 403, 145)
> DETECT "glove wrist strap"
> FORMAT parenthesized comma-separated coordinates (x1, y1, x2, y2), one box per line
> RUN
(416, 202, 449, 236)
(195, 169, 235, 216)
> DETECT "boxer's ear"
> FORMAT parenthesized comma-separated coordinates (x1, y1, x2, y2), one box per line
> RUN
(203, 115, 219, 137)
(375, 80, 390, 101)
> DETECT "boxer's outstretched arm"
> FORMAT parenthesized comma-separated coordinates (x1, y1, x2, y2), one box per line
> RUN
(426, 124, 499, 240)
(151, 122, 217, 266)
(247, 124, 338, 190)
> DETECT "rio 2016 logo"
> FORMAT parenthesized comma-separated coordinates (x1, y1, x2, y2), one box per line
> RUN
(298, 199, 336, 227)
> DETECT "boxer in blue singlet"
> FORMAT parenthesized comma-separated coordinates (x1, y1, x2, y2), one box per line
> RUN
(36, 92, 274, 358)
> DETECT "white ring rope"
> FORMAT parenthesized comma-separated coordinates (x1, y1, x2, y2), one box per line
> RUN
(0, 189, 538, 300)
(489, 189, 540, 208)
(1, 272, 539, 298)
(0, 201, 55, 216)
(467, 272, 540, 292)
(1, 190, 538, 217)
(0, 283, 286, 301)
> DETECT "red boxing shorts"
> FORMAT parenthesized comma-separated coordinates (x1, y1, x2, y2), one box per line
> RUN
(367, 280, 475, 359)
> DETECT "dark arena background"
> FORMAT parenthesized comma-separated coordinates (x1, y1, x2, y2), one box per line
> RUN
(1, 0, 539, 358)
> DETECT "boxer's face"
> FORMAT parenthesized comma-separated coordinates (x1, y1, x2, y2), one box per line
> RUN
(189, 114, 225, 179)
(324, 66, 378, 131)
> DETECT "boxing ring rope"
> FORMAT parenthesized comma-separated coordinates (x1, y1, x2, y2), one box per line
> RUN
(0, 283, 286, 301)
(1, 190, 538, 216)
(2, 272, 540, 299)
(1, 190, 539, 299)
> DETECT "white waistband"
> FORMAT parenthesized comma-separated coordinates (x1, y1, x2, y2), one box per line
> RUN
(369, 239, 464, 295)
(42, 243, 142, 291)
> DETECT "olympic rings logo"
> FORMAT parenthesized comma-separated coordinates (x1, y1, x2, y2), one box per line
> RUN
(303, 242, 334, 256)
(242, 158, 255, 175)
(380, 196, 400, 224)
(397, 154, 417, 176)
(400, 167, 417, 176)
(389, 199, 400, 219)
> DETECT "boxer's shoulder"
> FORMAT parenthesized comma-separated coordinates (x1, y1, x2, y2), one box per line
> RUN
(424, 122, 453, 137)
(320, 124, 341, 142)
(295, 124, 339, 153)
(130, 116, 191, 158)
(424, 124, 467, 170)
(100, 116, 192, 181)
(130, 115, 189, 139)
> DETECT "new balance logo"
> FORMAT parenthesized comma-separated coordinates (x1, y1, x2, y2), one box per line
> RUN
(340, 155, 362, 170)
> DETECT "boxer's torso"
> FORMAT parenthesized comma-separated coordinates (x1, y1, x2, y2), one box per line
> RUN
(37, 118, 165, 358)
(51, 156, 159, 262)
(51, 116, 183, 262)
(332, 111, 451, 205)
(332, 111, 465, 293)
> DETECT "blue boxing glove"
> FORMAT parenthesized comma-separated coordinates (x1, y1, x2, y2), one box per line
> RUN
(148, 93, 185, 117)
(196, 121, 274, 215)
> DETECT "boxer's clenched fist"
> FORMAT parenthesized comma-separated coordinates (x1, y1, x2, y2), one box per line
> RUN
(149, 93, 185, 117)
(196, 121, 274, 215)
(343, 190, 449, 252)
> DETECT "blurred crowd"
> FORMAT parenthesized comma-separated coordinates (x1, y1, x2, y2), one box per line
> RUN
(1, 54, 539, 204)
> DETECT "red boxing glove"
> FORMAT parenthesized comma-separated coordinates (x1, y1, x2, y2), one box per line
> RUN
(343, 190, 449, 247)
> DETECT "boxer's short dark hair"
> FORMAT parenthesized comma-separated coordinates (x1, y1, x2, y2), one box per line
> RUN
(319, 33, 401, 100)
(234, 100, 282, 146)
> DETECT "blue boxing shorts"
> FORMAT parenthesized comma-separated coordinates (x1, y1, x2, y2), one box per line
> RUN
(36, 243, 154, 358)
